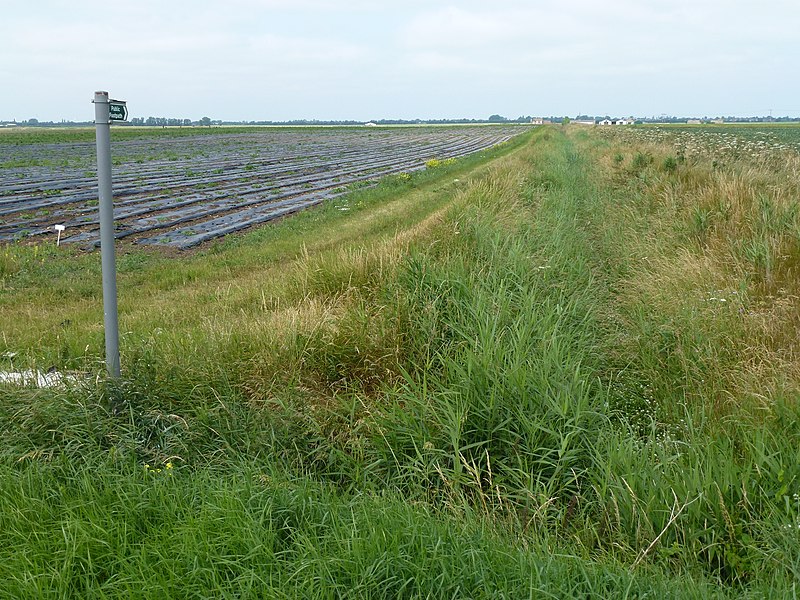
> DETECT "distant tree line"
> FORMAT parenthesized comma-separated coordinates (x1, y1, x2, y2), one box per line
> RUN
(129, 117, 191, 127)
(220, 115, 546, 126)
(0, 114, 592, 127)
(4, 114, 799, 129)
(3, 116, 522, 128)
(124, 116, 222, 127)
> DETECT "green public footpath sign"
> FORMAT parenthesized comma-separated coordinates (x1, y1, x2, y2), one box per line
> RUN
(109, 101, 127, 121)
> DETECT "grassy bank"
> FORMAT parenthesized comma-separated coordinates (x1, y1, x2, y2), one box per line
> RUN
(1, 126, 799, 596)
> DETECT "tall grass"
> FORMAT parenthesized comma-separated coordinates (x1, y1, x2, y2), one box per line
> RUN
(1, 451, 735, 599)
(583, 125, 800, 586)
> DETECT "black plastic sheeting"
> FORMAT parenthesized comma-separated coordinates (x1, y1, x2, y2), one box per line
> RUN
(0, 127, 522, 249)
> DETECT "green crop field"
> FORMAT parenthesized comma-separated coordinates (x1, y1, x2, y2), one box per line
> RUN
(1, 124, 799, 597)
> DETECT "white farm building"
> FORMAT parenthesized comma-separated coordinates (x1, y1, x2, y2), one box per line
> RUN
(599, 117, 634, 125)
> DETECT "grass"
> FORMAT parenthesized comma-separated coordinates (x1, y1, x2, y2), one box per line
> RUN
(1, 125, 799, 596)
(0, 455, 734, 599)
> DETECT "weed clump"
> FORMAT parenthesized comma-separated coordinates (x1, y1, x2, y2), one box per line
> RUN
(662, 155, 678, 173)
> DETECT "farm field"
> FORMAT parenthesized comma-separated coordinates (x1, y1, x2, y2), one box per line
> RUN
(0, 126, 521, 248)
(2, 124, 800, 597)
(596, 122, 800, 164)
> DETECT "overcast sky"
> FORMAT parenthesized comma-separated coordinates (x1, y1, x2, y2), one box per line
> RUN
(2, 0, 798, 122)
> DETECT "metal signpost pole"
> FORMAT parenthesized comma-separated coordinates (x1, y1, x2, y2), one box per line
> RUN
(93, 91, 121, 378)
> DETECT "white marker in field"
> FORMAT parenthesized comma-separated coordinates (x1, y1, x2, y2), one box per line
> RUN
(54, 224, 65, 246)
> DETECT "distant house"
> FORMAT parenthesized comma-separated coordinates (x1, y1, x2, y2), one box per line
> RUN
(598, 117, 634, 125)
(364, 122, 378, 127)
(530, 118, 544, 125)
(687, 119, 702, 124)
